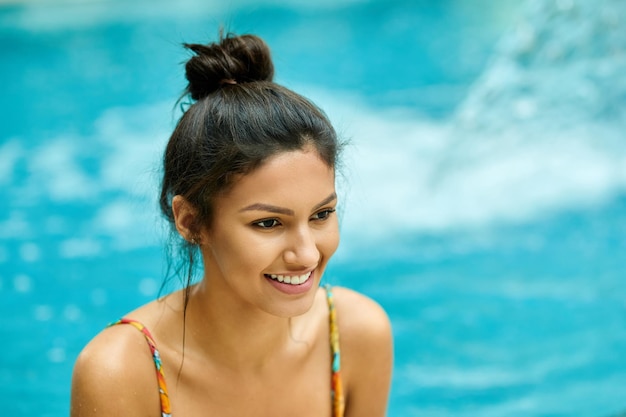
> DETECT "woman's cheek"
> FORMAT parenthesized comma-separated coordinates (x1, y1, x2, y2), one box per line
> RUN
(320, 222, 340, 257)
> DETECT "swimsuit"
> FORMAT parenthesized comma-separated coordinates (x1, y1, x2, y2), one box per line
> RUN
(109, 284, 344, 417)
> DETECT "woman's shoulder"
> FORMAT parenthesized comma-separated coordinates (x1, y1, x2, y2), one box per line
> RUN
(329, 286, 392, 339)
(328, 286, 393, 416)
(73, 319, 156, 379)
(70, 313, 164, 416)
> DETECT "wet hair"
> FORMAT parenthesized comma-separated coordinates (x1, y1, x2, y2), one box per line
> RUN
(159, 32, 340, 293)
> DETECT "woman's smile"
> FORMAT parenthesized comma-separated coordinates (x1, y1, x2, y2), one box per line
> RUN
(265, 271, 312, 285)
(264, 270, 315, 295)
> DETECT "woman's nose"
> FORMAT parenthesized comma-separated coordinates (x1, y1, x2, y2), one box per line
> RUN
(282, 226, 319, 267)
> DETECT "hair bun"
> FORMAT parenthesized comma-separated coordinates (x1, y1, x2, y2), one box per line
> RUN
(183, 33, 275, 100)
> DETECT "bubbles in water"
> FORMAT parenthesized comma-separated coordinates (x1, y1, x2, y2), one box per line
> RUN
(13, 274, 32, 293)
(513, 97, 537, 119)
(0, 140, 22, 186)
(557, 0, 575, 11)
(45, 216, 67, 234)
(90, 288, 107, 306)
(19, 243, 40, 262)
(47, 347, 66, 363)
(63, 304, 82, 321)
(0, 211, 30, 239)
(138, 277, 158, 297)
(59, 238, 102, 258)
(34, 305, 53, 321)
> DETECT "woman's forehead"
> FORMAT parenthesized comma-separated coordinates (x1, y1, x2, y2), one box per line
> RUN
(217, 149, 336, 210)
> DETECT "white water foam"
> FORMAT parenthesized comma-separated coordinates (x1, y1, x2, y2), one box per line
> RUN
(304, 0, 626, 242)
(304, 87, 626, 241)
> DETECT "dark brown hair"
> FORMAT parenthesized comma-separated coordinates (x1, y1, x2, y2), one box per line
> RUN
(159, 32, 340, 292)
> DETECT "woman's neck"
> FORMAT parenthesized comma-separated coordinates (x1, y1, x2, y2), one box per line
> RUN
(181, 280, 295, 372)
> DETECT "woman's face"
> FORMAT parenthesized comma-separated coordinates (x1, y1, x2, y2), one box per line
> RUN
(199, 146, 339, 318)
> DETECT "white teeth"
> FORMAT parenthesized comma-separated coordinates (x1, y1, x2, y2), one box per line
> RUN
(266, 272, 312, 285)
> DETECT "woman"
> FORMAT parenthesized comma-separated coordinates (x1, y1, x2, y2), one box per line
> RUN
(70, 33, 393, 417)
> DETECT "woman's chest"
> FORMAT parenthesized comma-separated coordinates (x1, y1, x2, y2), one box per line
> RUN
(165, 352, 334, 417)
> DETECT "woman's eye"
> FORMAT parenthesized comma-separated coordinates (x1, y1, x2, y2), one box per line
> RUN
(254, 219, 280, 229)
(311, 208, 336, 221)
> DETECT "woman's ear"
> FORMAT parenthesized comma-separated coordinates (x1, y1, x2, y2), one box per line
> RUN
(172, 195, 199, 243)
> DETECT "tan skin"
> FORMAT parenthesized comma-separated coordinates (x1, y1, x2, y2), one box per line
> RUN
(70, 147, 393, 417)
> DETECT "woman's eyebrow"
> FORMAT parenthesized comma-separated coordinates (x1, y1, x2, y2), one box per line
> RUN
(312, 192, 337, 211)
(239, 203, 294, 216)
(239, 192, 337, 216)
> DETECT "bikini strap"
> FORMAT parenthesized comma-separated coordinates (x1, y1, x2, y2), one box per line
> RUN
(109, 318, 173, 417)
(324, 284, 345, 417)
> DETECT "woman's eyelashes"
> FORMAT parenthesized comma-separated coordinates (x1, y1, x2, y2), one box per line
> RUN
(251, 208, 336, 229)
(311, 208, 336, 221)
(253, 218, 281, 229)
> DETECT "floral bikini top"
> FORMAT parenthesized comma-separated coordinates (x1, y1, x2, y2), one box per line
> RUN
(110, 285, 344, 417)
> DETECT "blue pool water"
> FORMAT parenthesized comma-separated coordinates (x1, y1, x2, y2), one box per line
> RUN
(2, 0, 626, 416)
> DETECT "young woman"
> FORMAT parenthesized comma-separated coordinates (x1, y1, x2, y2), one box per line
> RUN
(70, 33, 393, 417)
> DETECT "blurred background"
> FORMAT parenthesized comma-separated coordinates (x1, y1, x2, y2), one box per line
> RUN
(1, 0, 625, 415)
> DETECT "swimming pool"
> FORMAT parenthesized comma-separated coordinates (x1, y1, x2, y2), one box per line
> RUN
(2, 0, 626, 415)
